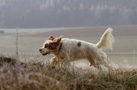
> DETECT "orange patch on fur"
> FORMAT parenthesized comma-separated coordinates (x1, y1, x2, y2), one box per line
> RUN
(77, 42, 81, 46)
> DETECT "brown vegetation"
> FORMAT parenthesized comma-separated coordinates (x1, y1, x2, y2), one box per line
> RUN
(0, 55, 137, 90)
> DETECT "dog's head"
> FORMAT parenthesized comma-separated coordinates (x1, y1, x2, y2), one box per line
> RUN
(39, 36, 62, 56)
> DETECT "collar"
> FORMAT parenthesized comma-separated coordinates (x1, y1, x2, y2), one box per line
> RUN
(58, 43, 62, 51)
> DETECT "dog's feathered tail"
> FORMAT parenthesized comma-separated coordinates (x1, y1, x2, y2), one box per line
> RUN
(96, 28, 114, 50)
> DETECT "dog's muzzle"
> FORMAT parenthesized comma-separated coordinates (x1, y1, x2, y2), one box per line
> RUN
(41, 52, 50, 56)
(39, 49, 50, 56)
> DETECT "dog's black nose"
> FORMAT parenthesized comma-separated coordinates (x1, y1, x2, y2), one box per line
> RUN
(39, 49, 42, 52)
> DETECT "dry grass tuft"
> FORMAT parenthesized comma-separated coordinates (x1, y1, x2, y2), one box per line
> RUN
(0, 55, 137, 90)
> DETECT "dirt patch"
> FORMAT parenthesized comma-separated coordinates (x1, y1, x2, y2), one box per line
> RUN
(21, 25, 137, 37)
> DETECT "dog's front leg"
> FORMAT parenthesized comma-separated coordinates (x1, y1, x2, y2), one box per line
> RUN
(59, 60, 71, 68)
(50, 57, 59, 69)
(59, 60, 65, 67)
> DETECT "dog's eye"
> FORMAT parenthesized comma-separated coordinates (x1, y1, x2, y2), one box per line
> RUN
(44, 44, 48, 48)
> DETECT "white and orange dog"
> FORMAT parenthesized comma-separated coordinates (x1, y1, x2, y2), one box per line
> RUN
(39, 28, 114, 69)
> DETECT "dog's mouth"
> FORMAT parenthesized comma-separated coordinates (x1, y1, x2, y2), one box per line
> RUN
(42, 52, 50, 56)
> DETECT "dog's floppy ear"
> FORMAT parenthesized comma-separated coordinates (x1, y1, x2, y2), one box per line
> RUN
(53, 35, 62, 43)
(47, 35, 55, 41)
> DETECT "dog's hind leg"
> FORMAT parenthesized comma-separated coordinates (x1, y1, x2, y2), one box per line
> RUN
(87, 58, 95, 67)
(103, 63, 113, 71)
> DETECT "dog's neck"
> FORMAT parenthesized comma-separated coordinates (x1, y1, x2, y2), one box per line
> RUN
(52, 43, 63, 57)
(58, 43, 62, 51)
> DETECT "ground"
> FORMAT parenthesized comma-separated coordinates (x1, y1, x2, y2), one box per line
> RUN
(0, 55, 137, 90)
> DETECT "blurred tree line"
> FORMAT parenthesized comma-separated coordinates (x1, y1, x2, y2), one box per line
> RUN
(0, 0, 137, 28)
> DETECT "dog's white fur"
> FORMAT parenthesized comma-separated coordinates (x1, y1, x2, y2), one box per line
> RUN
(40, 28, 114, 69)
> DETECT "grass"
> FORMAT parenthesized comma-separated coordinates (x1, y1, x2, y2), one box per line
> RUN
(0, 55, 137, 90)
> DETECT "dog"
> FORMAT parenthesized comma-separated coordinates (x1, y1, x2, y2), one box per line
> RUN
(39, 28, 114, 69)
